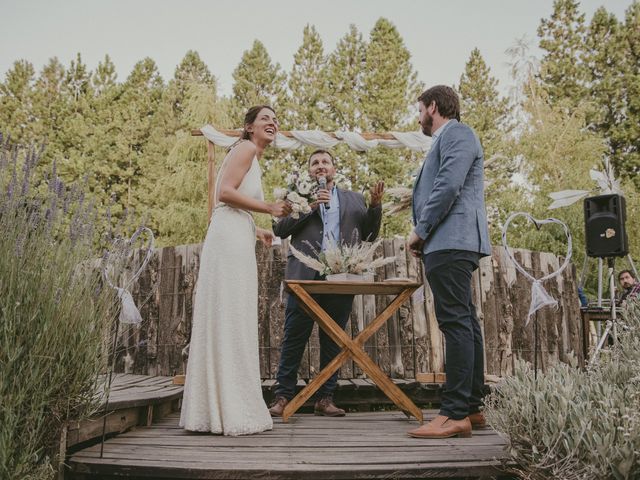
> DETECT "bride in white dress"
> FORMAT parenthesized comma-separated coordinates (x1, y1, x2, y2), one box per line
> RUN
(179, 106, 291, 435)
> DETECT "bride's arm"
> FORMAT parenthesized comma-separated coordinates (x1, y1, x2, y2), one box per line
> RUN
(217, 142, 289, 217)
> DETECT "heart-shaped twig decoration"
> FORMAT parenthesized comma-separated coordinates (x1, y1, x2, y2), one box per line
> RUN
(103, 226, 155, 325)
(501, 212, 573, 326)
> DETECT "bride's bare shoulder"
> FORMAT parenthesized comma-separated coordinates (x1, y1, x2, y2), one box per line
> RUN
(229, 140, 257, 157)
(225, 140, 257, 167)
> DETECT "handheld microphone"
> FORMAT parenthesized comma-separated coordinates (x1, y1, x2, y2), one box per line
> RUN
(317, 176, 330, 210)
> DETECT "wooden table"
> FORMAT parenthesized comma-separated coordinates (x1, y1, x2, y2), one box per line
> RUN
(580, 306, 620, 359)
(283, 279, 423, 423)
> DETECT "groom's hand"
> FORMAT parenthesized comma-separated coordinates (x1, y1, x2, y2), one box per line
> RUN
(407, 231, 424, 258)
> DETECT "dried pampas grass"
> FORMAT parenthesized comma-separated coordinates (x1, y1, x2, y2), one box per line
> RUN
(289, 239, 396, 276)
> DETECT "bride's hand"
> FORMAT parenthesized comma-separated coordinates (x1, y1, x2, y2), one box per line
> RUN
(256, 227, 275, 247)
(269, 200, 292, 218)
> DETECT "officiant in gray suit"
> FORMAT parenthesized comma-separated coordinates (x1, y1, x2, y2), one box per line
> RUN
(407, 85, 491, 439)
(270, 149, 384, 418)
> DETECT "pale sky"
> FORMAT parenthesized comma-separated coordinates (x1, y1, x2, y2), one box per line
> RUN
(0, 0, 634, 97)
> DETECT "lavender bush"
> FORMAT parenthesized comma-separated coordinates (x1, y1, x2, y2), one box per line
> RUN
(0, 134, 119, 479)
(485, 297, 640, 479)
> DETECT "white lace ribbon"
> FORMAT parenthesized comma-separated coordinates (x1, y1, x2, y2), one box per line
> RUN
(501, 212, 572, 326)
(199, 125, 432, 152)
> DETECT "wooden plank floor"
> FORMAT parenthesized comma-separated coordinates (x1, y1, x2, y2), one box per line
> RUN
(68, 410, 511, 480)
(96, 374, 184, 409)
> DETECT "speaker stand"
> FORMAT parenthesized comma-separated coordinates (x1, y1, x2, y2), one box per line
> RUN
(590, 257, 617, 364)
(588, 254, 638, 363)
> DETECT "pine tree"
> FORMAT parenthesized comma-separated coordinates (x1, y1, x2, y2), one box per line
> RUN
(457, 47, 512, 231)
(170, 50, 216, 116)
(583, 8, 630, 179)
(317, 24, 368, 197)
(230, 40, 285, 125)
(271, 25, 332, 203)
(457, 48, 509, 157)
(92, 54, 118, 94)
(30, 58, 71, 180)
(359, 18, 423, 235)
(105, 58, 164, 217)
(325, 24, 366, 132)
(361, 18, 420, 131)
(283, 24, 331, 131)
(55, 54, 95, 180)
(63, 53, 92, 105)
(0, 60, 35, 144)
(537, 0, 588, 107)
(617, 2, 640, 184)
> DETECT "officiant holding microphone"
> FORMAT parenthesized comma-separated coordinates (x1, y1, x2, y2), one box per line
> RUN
(270, 149, 384, 417)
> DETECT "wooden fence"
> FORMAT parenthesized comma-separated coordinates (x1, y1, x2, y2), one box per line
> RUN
(115, 240, 584, 379)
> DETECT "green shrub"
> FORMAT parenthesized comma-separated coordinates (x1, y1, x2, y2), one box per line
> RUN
(485, 298, 640, 479)
(0, 135, 118, 479)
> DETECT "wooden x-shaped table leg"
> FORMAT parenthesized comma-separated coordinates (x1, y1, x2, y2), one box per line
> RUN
(282, 284, 423, 423)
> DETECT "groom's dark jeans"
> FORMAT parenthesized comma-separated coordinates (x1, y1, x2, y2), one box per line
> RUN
(423, 249, 485, 421)
(275, 291, 354, 400)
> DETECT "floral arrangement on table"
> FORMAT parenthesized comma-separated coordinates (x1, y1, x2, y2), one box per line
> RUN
(383, 187, 413, 214)
(273, 169, 318, 219)
(289, 238, 396, 278)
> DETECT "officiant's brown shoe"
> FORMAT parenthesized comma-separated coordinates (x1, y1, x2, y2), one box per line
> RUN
(268, 396, 289, 417)
(407, 415, 472, 439)
(314, 397, 345, 417)
(469, 411, 488, 430)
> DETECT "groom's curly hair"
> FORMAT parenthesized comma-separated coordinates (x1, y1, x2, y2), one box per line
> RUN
(418, 86, 461, 121)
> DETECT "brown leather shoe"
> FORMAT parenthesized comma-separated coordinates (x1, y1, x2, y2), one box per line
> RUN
(314, 397, 345, 417)
(469, 411, 488, 430)
(268, 396, 289, 417)
(407, 415, 472, 439)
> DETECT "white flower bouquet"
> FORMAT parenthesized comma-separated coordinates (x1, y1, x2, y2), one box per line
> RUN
(289, 238, 396, 277)
(273, 169, 318, 219)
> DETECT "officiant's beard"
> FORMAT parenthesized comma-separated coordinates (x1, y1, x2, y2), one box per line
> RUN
(420, 113, 434, 137)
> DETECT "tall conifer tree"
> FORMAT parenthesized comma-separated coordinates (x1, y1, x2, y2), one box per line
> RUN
(231, 40, 285, 125)
(537, 0, 588, 107)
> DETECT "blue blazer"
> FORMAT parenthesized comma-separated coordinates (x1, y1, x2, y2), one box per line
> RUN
(412, 120, 491, 256)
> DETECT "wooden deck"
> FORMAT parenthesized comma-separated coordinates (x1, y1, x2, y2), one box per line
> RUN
(68, 411, 511, 480)
(66, 374, 512, 479)
(67, 374, 184, 449)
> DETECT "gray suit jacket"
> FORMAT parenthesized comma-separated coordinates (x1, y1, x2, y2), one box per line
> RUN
(412, 120, 491, 256)
(274, 188, 382, 280)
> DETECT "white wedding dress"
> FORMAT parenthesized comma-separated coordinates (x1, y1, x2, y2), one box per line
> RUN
(179, 155, 273, 435)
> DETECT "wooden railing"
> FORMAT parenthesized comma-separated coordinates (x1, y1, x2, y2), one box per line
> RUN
(115, 240, 584, 378)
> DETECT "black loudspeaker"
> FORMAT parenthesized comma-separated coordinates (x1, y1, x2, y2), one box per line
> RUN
(584, 194, 628, 258)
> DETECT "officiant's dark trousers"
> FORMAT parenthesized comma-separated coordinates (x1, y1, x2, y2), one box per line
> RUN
(275, 292, 354, 400)
(423, 249, 485, 421)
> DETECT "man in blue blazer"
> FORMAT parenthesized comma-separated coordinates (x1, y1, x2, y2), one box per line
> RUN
(407, 85, 491, 439)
